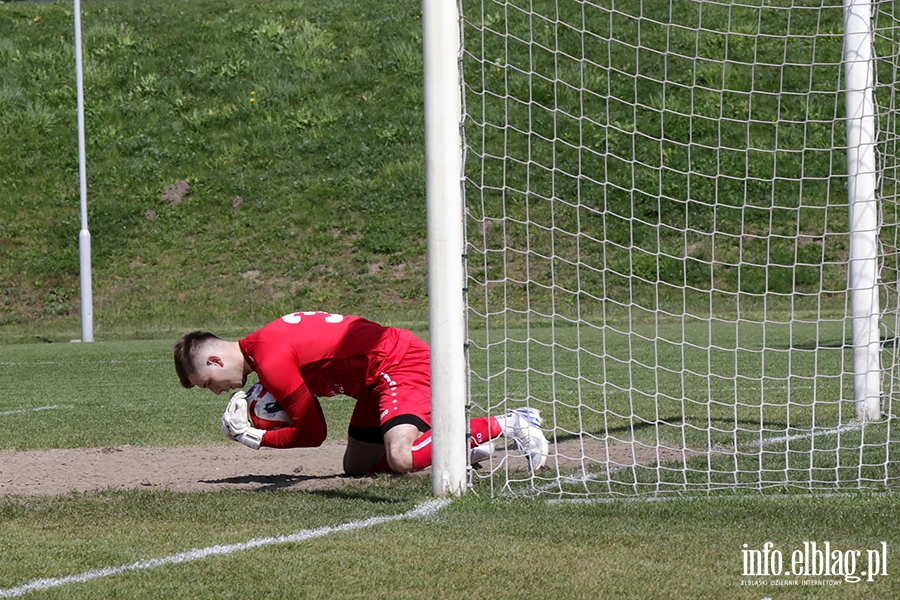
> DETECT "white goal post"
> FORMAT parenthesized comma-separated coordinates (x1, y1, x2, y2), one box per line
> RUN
(424, 0, 468, 496)
(844, 0, 881, 422)
(427, 0, 900, 497)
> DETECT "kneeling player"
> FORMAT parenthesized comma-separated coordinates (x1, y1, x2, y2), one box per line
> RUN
(222, 381, 548, 474)
(175, 311, 548, 475)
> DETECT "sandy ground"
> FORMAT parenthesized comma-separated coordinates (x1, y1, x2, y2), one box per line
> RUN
(0, 438, 701, 496)
(0, 443, 355, 496)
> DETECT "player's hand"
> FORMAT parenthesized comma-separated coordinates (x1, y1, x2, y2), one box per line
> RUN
(234, 428, 263, 450)
(222, 390, 251, 440)
(221, 390, 264, 450)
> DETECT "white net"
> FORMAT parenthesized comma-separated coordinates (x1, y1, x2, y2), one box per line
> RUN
(461, 0, 900, 497)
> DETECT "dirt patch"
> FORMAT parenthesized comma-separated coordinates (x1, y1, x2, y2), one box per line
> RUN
(552, 437, 709, 468)
(0, 443, 355, 497)
(161, 179, 190, 205)
(0, 438, 706, 497)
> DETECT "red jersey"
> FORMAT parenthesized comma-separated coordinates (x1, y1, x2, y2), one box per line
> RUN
(239, 311, 412, 448)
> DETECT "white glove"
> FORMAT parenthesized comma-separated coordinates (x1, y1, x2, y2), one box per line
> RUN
(234, 428, 264, 450)
(222, 391, 249, 439)
(221, 390, 264, 450)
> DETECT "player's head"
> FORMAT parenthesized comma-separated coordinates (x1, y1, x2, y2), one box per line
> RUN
(174, 331, 248, 394)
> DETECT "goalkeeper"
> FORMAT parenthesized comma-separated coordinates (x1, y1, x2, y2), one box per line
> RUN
(173, 311, 548, 475)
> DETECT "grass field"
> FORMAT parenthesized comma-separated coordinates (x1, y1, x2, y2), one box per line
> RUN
(466, 316, 899, 498)
(2, 339, 900, 598)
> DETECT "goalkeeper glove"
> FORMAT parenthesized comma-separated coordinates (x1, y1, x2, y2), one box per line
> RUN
(221, 390, 264, 450)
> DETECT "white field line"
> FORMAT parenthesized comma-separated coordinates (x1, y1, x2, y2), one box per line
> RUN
(744, 421, 866, 448)
(468, 382, 817, 402)
(0, 358, 170, 366)
(0, 499, 450, 599)
(523, 421, 871, 495)
(0, 405, 69, 417)
(547, 491, 900, 505)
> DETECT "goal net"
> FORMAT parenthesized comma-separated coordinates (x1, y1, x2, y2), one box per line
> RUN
(461, 0, 900, 497)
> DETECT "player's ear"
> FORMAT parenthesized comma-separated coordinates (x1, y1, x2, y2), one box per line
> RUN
(206, 355, 225, 368)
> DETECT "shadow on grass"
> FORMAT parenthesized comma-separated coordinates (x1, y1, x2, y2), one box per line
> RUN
(550, 415, 788, 444)
(199, 472, 348, 491)
(199, 472, 423, 503)
(306, 488, 413, 504)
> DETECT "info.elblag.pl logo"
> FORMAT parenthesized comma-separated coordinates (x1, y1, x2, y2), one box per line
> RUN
(741, 542, 888, 584)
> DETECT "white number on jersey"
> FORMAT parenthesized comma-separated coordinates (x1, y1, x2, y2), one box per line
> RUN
(281, 311, 345, 324)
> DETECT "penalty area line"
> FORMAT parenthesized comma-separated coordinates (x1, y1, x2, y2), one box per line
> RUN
(0, 405, 68, 417)
(528, 422, 873, 498)
(0, 498, 450, 599)
(746, 421, 866, 448)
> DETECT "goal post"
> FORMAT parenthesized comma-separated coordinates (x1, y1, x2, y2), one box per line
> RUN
(424, 0, 468, 497)
(844, 0, 881, 422)
(449, 0, 900, 497)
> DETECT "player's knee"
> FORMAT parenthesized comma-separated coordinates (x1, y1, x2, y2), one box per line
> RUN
(382, 423, 420, 473)
(385, 446, 414, 474)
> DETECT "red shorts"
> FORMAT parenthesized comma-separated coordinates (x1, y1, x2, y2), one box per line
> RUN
(348, 335, 432, 442)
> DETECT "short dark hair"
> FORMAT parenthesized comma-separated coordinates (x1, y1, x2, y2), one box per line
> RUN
(173, 331, 222, 388)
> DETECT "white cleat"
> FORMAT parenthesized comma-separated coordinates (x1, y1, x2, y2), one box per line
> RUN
(469, 441, 495, 466)
(499, 408, 549, 471)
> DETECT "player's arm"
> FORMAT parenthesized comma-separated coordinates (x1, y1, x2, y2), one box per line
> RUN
(260, 390, 327, 449)
(222, 385, 327, 450)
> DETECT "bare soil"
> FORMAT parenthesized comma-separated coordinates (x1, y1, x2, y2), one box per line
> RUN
(0, 438, 701, 496)
(0, 444, 354, 497)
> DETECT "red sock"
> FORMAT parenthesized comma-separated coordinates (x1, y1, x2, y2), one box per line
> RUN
(409, 418, 502, 471)
(411, 431, 433, 471)
(470, 416, 502, 446)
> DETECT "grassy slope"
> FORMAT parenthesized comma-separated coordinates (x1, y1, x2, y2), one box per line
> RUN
(0, 0, 429, 343)
(1, 0, 866, 343)
(462, 0, 856, 321)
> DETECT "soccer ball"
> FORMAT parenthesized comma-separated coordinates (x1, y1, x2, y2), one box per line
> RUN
(246, 383, 293, 430)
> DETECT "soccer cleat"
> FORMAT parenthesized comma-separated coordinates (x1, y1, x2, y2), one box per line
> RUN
(469, 441, 495, 466)
(500, 408, 549, 471)
(511, 407, 543, 429)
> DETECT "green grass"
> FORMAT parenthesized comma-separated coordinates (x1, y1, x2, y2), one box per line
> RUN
(466, 317, 900, 496)
(463, 0, 899, 315)
(21, 337, 900, 597)
(2, 483, 900, 598)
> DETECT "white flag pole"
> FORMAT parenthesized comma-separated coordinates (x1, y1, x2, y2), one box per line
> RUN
(74, 0, 93, 342)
